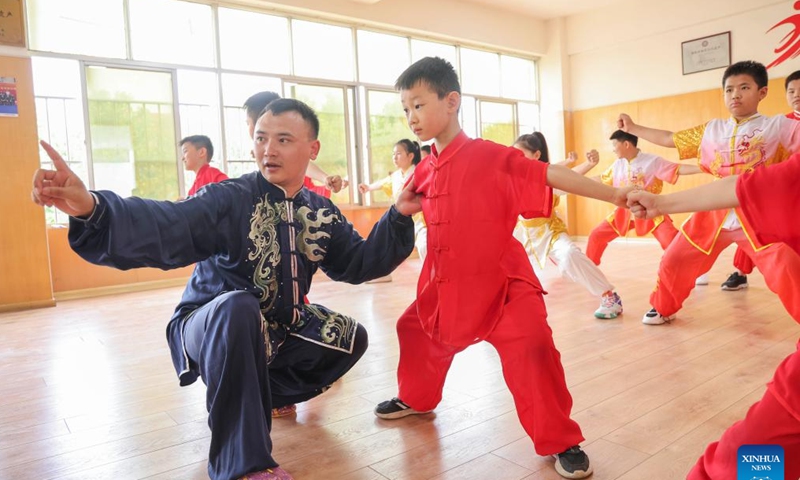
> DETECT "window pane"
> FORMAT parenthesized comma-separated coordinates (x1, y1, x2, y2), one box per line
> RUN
(221, 74, 283, 168)
(366, 90, 408, 204)
(32, 57, 89, 225)
(357, 30, 409, 85)
(289, 84, 351, 205)
(501, 55, 536, 101)
(518, 102, 540, 136)
(129, 0, 214, 67)
(86, 66, 179, 200)
(27, 0, 126, 58)
(480, 101, 514, 146)
(410, 39, 457, 67)
(461, 48, 500, 97)
(219, 8, 291, 75)
(178, 70, 222, 185)
(292, 20, 354, 82)
(460, 95, 478, 139)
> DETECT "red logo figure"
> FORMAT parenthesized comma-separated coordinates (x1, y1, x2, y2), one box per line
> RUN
(766, 1, 800, 69)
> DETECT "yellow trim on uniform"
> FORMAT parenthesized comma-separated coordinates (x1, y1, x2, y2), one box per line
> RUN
(672, 124, 706, 160)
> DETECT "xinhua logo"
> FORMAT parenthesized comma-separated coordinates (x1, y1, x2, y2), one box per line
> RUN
(737, 445, 784, 480)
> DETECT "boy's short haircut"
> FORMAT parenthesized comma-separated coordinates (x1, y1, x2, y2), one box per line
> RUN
(243, 91, 281, 125)
(722, 61, 768, 89)
(395, 56, 461, 98)
(609, 129, 638, 147)
(261, 98, 320, 140)
(786, 70, 800, 90)
(180, 135, 214, 161)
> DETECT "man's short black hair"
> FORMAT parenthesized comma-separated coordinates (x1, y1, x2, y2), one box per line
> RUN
(243, 91, 281, 125)
(261, 98, 320, 140)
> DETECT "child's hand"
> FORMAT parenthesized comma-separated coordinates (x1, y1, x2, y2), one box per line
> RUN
(395, 179, 422, 216)
(627, 190, 660, 219)
(325, 175, 344, 193)
(611, 185, 635, 209)
(563, 152, 577, 166)
(617, 113, 636, 132)
(31, 140, 95, 217)
(586, 149, 600, 166)
(358, 183, 370, 194)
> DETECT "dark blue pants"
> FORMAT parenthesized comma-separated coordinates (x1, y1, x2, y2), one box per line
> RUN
(183, 291, 368, 480)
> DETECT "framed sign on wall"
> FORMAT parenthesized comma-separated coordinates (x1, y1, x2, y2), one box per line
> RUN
(682, 31, 731, 75)
(0, 0, 25, 48)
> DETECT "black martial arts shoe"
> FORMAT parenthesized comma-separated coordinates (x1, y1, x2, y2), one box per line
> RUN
(553, 445, 593, 479)
(374, 397, 432, 419)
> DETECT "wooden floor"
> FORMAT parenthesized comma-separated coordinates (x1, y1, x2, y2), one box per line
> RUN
(1, 240, 798, 480)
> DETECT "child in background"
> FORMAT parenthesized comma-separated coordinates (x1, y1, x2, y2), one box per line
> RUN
(181, 135, 228, 197)
(359, 139, 428, 261)
(619, 60, 800, 325)
(585, 130, 701, 267)
(513, 132, 624, 319)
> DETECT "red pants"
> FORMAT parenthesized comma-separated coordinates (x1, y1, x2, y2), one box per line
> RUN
(651, 229, 800, 319)
(733, 246, 755, 274)
(586, 219, 678, 265)
(396, 280, 584, 455)
(688, 342, 800, 479)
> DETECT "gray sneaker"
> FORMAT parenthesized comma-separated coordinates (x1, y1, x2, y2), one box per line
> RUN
(374, 397, 431, 419)
(553, 445, 593, 479)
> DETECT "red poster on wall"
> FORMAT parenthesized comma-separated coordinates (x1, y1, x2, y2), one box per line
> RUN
(0, 76, 18, 117)
(766, 1, 800, 69)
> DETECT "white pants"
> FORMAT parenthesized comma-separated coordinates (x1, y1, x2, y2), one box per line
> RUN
(536, 233, 614, 297)
(415, 224, 428, 262)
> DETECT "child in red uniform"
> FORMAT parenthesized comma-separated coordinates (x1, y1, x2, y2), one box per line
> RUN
(618, 61, 800, 325)
(628, 154, 800, 479)
(181, 135, 228, 197)
(374, 57, 631, 479)
(719, 70, 800, 291)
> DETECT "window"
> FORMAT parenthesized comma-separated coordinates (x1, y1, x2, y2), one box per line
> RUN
(365, 90, 408, 204)
(357, 31, 410, 85)
(292, 20, 354, 82)
(27, 1, 540, 215)
(288, 84, 353, 205)
(517, 102, 540, 136)
(32, 57, 89, 224)
(85, 66, 179, 200)
(129, 0, 214, 67)
(27, 0, 126, 58)
(178, 70, 222, 188)
(460, 48, 500, 97)
(221, 74, 283, 178)
(219, 8, 291, 75)
(480, 101, 515, 146)
(501, 55, 536, 101)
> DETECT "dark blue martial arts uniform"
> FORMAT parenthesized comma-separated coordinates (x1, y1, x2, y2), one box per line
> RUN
(69, 172, 414, 480)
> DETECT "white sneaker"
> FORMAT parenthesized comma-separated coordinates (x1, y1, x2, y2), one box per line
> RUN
(594, 292, 623, 319)
(642, 308, 675, 325)
(695, 273, 709, 286)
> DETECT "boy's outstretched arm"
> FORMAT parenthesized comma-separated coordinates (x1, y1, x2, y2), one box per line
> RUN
(628, 175, 739, 219)
(618, 113, 676, 148)
(546, 164, 629, 208)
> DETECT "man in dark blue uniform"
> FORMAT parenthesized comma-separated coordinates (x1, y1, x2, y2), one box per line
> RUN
(31, 98, 416, 480)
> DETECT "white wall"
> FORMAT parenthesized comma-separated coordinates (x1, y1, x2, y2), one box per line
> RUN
(567, 0, 799, 110)
(235, 0, 547, 55)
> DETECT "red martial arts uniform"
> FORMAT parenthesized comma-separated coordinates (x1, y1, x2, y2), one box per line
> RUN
(303, 176, 331, 198)
(689, 153, 800, 479)
(188, 164, 228, 197)
(650, 115, 800, 319)
(395, 131, 584, 455)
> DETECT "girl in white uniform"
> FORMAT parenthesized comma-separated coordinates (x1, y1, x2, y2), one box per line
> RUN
(359, 139, 428, 263)
(513, 132, 623, 319)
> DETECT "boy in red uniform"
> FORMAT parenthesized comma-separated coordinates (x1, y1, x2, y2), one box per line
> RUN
(628, 154, 800, 479)
(374, 56, 631, 479)
(618, 61, 800, 325)
(181, 135, 228, 197)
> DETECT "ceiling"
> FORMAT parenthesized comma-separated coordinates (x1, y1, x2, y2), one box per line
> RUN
(453, 0, 627, 19)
